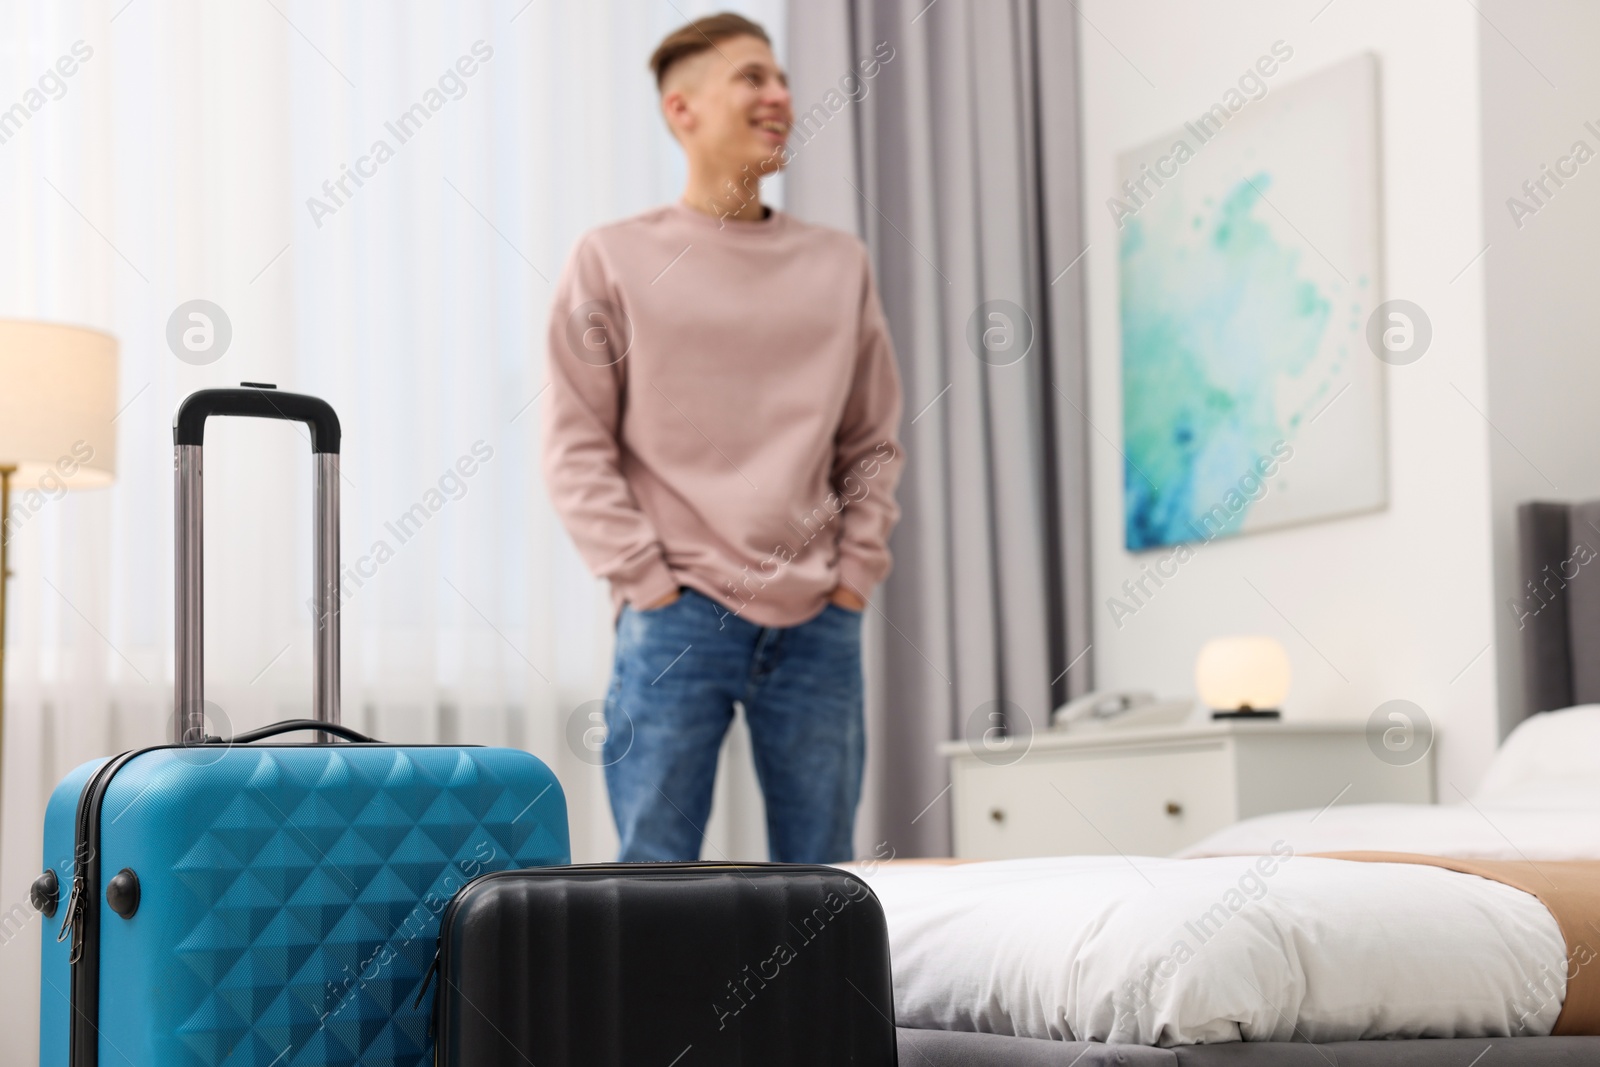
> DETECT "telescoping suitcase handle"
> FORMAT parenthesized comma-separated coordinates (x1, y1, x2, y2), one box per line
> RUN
(173, 385, 342, 743)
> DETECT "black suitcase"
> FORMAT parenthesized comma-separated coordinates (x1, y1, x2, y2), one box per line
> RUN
(427, 862, 899, 1065)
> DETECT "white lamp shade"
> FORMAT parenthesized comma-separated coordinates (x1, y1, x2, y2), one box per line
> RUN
(1195, 636, 1291, 711)
(0, 318, 118, 488)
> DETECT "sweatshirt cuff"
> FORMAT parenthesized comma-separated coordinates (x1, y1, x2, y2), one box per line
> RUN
(836, 552, 887, 603)
(613, 554, 680, 610)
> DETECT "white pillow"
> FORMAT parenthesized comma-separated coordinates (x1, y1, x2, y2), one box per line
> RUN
(1474, 704, 1600, 807)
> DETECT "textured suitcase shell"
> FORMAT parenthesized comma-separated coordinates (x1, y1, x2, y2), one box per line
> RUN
(39, 742, 568, 1067)
(432, 862, 899, 1066)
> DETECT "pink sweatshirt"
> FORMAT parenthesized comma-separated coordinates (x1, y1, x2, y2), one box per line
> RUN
(541, 202, 904, 628)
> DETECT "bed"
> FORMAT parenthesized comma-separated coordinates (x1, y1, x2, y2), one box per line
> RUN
(874, 500, 1600, 1064)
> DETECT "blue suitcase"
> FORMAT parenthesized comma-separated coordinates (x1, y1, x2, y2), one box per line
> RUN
(32, 387, 570, 1067)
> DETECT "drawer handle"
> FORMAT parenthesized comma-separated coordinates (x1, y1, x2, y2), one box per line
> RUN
(1165, 801, 1183, 817)
(989, 807, 1006, 824)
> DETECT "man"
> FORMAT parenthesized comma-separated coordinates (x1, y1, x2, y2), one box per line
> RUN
(541, 12, 903, 864)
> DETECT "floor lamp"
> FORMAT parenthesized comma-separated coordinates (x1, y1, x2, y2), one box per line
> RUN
(0, 319, 119, 852)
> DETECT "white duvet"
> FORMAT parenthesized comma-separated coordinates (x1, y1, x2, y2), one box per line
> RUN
(851, 707, 1600, 1045)
(850, 852, 1567, 1045)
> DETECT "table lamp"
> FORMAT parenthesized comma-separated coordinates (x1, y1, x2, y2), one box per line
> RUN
(0, 318, 119, 841)
(1196, 635, 1289, 720)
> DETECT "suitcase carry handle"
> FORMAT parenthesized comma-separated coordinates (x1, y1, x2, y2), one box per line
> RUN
(173, 384, 343, 743)
(225, 719, 376, 745)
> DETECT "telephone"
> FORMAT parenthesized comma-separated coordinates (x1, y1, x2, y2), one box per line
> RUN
(1050, 690, 1196, 733)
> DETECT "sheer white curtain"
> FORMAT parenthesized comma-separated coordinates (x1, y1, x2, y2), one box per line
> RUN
(0, 1, 782, 1057)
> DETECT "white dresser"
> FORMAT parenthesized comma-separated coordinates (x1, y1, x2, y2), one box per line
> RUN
(938, 720, 1434, 860)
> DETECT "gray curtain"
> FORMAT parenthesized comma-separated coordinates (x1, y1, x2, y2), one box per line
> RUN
(786, 0, 1092, 857)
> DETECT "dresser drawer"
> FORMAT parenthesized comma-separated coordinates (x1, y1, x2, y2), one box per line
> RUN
(951, 742, 1237, 859)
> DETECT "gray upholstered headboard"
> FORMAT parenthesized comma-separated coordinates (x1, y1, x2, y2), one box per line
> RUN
(1518, 500, 1600, 716)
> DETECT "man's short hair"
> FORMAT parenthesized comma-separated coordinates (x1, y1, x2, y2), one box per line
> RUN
(649, 12, 771, 90)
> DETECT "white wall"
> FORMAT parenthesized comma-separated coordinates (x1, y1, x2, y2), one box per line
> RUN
(1077, 0, 1502, 793)
(1477, 0, 1600, 733)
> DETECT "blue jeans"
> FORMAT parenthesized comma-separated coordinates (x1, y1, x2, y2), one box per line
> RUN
(603, 588, 865, 863)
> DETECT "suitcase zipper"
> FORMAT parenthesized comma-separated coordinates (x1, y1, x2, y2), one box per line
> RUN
(57, 761, 107, 959)
(53, 879, 81, 960)
(65, 747, 146, 1067)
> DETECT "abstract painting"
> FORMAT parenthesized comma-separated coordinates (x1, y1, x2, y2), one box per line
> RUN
(1116, 54, 1386, 551)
